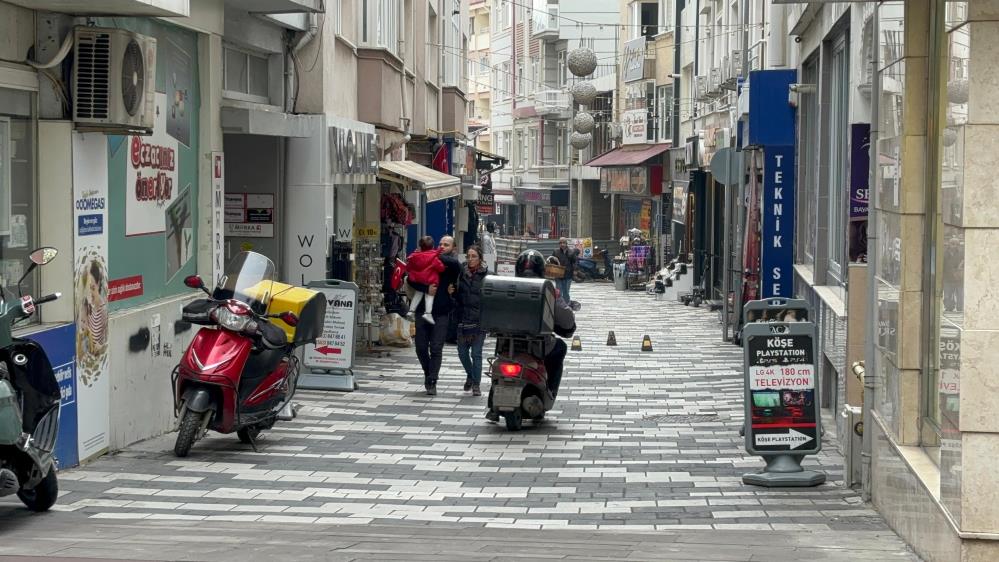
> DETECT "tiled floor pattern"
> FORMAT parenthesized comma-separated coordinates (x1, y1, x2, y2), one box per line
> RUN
(7, 283, 894, 534)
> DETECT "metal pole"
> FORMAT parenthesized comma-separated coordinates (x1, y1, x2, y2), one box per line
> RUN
(722, 146, 733, 341)
(733, 0, 750, 339)
(672, 1, 682, 148)
(861, 6, 880, 504)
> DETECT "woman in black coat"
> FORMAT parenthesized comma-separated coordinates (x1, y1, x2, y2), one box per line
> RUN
(456, 245, 489, 396)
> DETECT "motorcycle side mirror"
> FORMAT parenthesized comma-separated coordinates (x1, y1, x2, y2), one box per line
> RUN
(28, 247, 58, 266)
(279, 312, 299, 327)
(184, 275, 212, 296)
(184, 275, 205, 289)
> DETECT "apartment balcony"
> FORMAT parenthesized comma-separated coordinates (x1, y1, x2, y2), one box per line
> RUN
(471, 32, 491, 52)
(532, 3, 560, 41)
(535, 89, 571, 119)
(537, 164, 569, 184)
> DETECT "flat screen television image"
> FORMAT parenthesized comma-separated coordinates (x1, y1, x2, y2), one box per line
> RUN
(752, 392, 781, 408)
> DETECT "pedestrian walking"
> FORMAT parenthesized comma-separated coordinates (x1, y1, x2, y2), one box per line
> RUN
(456, 245, 489, 396)
(552, 237, 578, 304)
(404, 236, 445, 325)
(409, 236, 461, 395)
(481, 222, 498, 274)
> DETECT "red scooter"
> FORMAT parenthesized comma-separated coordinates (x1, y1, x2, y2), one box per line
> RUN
(171, 252, 325, 457)
(488, 335, 555, 431)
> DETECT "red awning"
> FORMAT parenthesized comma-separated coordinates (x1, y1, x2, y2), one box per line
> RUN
(585, 143, 671, 167)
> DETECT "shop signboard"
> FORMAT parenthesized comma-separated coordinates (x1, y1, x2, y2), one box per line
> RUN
(623, 37, 646, 83)
(224, 194, 275, 238)
(72, 132, 110, 463)
(211, 152, 225, 286)
(24, 323, 78, 469)
(668, 147, 688, 181)
(303, 281, 357, 373)
(622, 109, 648, 145)
(742, 316, 821, 457)
(672, 182, 688, 224)
(108, 275, 144, 302)
(849, 123, 871, 262)
(600, 167, 648, 195)
(328, 120, 378, 184)
(760, 146, 795, 298)
(126, 93, 179, 236)
(300, 280, 358, 392)
(640, 200, 652, 237)
(514, 188, 551, 205)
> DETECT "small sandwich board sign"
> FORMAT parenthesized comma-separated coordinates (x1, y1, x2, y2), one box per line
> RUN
(299, 280, 358, 392)
(741, 298, 825, 487)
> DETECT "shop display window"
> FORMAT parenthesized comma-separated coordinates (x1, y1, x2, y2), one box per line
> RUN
(922, 1, 968, 520)
(0, 88, 38, 324)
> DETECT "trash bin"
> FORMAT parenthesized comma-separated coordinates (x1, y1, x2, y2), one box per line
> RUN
(613, 261, 627, 291)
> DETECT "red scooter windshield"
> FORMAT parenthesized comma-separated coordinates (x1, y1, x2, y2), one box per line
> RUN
(212, 251, 276, 315)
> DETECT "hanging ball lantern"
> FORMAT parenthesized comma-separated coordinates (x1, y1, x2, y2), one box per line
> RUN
(570, 132, 592, 150)
(566, 47, 598, 77)
(947, 79, 969, 105)
(571, 81, 598, 106)
(573, 112, 595, 134)
(943, 127, 959, 147)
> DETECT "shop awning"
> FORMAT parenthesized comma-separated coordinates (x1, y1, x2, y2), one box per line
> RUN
(585, 143, 671, 167)
(474, 148, 509, 175)
(378, 160, 461, 203)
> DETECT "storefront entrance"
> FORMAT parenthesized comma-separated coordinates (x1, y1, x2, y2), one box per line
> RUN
(222, 134, 283, 272)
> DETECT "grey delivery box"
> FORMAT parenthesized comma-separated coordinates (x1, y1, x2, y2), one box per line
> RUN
(481, 277, 556, 336)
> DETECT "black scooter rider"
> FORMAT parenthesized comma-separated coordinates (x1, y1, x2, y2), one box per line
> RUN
(486, 249, 576, 422)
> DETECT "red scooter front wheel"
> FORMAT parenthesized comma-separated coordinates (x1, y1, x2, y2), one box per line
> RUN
(174, 409, 207, 457)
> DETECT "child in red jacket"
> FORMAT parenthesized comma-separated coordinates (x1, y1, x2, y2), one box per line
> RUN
(405, 236, 446, 324)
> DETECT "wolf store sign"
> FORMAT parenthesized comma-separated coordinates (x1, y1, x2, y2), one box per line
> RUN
(329, 126, 377, 184)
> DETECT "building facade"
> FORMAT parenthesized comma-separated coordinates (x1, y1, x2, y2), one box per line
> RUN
(0, 0, 471, 468)
(677, 1, 999, 560)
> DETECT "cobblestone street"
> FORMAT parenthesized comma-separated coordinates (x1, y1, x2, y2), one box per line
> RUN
(0, 283, 917, 561)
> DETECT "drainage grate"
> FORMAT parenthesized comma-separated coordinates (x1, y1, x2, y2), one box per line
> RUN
(644, 414, 720, 423)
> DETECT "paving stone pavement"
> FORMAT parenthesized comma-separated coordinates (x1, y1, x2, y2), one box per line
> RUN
(0, 283, 919, 561)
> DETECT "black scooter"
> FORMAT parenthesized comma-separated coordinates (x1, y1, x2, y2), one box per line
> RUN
(0, 247, 63, 512)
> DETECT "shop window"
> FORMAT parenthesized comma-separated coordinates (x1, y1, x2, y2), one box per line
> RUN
(443, 1, 462, 88)
(361, 0, 400, 57)
(656, 84, 673, 143)
(923, 1, 970, 481)
(797, 57, 819, 268)
(0, 89, 39, 323)
(528, 129, 538, 167)
(331, 0, 342, 36)
(223, 45, 272, 104)
(825, 37, 850, 283)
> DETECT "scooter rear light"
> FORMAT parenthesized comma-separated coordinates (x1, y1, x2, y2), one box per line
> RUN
(499, 363, 522, 377)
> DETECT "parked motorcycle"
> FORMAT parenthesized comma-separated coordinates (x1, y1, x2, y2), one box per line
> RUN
(0, 247, 63, 512)
(488, 335, 554, 431)
(171, 251, 325, 457)
(574, 247, 612, 282)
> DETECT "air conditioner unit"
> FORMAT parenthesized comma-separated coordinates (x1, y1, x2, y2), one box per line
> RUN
(710, 68, 722, 91)
(730, 50, 743, 79)
(694, 76, 708, 100)
(73, 27, 157, 134)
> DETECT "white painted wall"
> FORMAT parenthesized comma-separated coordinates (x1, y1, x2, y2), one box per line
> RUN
(106, 296, 197, 450)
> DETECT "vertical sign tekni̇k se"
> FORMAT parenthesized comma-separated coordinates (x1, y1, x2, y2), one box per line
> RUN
(761, 146, 795, 298)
